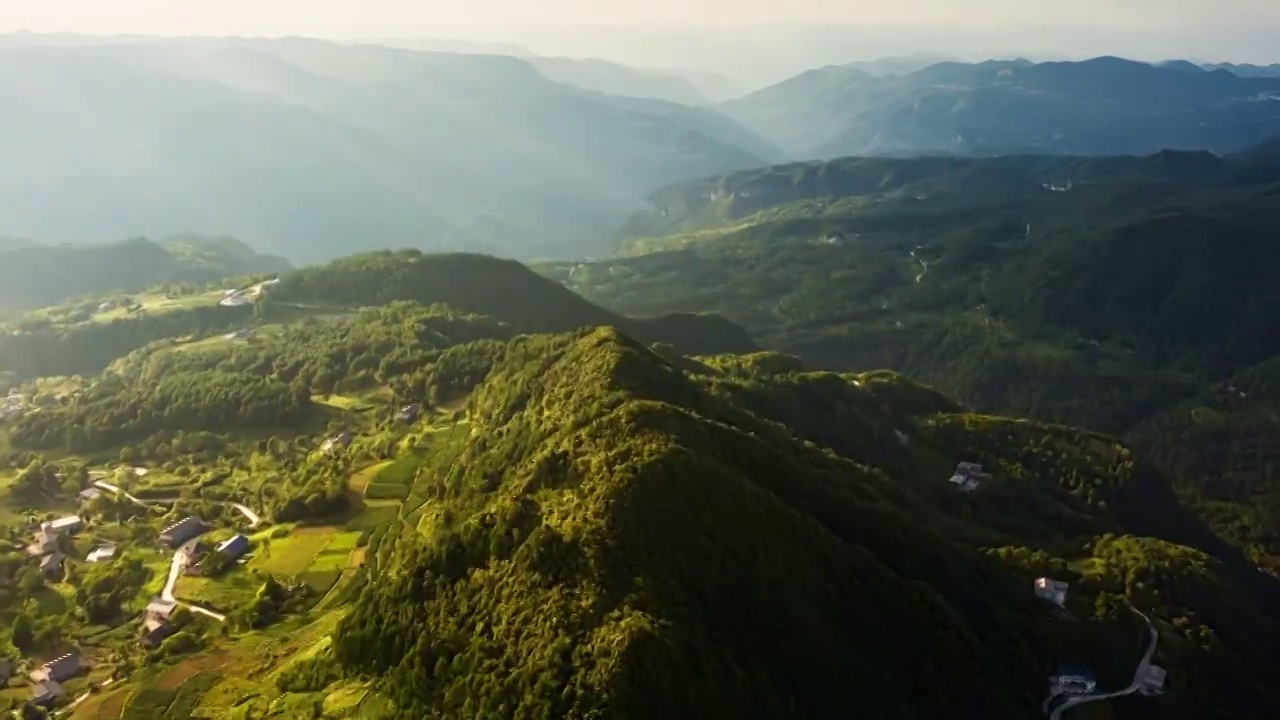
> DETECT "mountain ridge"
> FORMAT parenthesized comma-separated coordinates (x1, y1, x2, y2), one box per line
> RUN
(719, 55, 1280, 159)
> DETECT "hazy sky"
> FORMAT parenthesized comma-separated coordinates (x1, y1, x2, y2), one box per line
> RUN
(3, 0, 1278, 36)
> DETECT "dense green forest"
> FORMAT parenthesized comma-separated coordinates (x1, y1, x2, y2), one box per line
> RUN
(549, 146, 1280, 576)
(329, 328, 1280, 719)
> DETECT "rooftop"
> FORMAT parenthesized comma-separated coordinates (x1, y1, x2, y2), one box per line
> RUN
(86, 545, 117, 563)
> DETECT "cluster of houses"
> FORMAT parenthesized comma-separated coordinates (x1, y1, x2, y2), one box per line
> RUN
(948, 461, 991, 492)
(27, 652, 82, 709)
(25, 515, 83, 579)
(1037, 578, 1167, 700)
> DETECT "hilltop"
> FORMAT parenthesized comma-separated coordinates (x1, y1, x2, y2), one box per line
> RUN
(547, 145, 1280, 573)
(0, 34, 778, 261)
(0, 249, 753, 382)
(718, 56, 1280, 159)
(0, 235, 290, 310)
(329, 328, 1280, 719)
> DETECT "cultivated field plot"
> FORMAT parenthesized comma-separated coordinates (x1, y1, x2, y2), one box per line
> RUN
(347, 461, 391, 495)
(251, 526, 338, 576)
(175, 570, 260, 612)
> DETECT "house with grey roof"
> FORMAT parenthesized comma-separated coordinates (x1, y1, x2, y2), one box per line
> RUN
(85, 544, 117, 563)
(141, 617, 175, 648)
(29, 653, 80, 683)
(145, 598, 177, 620)
(216, 534, 250, 560)
(159, 516, 207, 548)
(31, 679, 64, 706)
(40, 516, 82, 535)
(1035, 577, 1069, 607)
(1137, 664, 1167, 696)
(27, 529, 58, 557)
(39, 551, 64, 578)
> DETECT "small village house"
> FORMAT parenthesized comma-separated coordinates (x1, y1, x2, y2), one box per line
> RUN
(39, 551, 65, 578)
(141, 617, 175, 648)
(85, 544, 117, 563)
(77, 487, 102, 503)
(31, 679, 64, 707)
(159, 516, 207, 548)
(141, 598, 178, 647)
(179, 539, 209, 568)
(1137, 664, 1167, 696)
(26, 529, 58, 557)
(216, 534, 250, 560)
(1049, 666, 1097, 695)
(39, 516, 83, 535)
(145, 598, 177, 621)
(1034, 578, 1069, 607)
(29, 653, 81, 683)
(948, 461, 992, 492)
(396, 404, 420, 422)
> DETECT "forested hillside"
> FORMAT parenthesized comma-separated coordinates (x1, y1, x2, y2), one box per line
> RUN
(329, 328, 1280, 719)
(1, 244, 1277, 717)
(548, 145, 1280, 573)
(0, 235, 289, 310)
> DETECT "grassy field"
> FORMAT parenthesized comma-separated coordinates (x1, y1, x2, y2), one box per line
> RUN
(347, 461, 391, 495)
(252, 526, 339, 576)
(175, 569, 260, 612)
(91, 290, 224, 324)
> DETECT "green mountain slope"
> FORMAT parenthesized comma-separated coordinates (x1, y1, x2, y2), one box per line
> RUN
(330, 328, 1280, 719)
(0, 250, 752, 383)
(0, 36, 776, 261)
(719, 56, 1280, 159)
(543, 146, 1280, 573)
(0, 235, 290, 310)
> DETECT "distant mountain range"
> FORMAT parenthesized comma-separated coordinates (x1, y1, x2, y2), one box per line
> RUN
(0, 34, 780, 263)
(1161, 60, 1280, 78)
(720, 56, 1280, 159)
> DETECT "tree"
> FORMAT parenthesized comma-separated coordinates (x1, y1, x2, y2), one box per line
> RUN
(19, 567, 44, 596)
(11, 613, 33, 652)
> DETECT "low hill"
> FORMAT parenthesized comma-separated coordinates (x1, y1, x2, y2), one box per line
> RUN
(0, 250, 753, 382)
(270, 250, 756, 357)
(547, 146, 1280, 574)
(719, 56, 1280, 159)
(328, 328, 1280, 719)
(0, 235, 290, 310)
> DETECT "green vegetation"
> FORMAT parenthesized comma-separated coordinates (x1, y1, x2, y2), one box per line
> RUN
(0, 235, 290, 311)
(555, 146, 1280, 575)
(0, 232, 1270, 719)
(320, 328, 1280, 719)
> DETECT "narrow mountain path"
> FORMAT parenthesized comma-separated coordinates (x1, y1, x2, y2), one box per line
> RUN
(1047, 604, 1158, 719)
(909, 250, 929, 283)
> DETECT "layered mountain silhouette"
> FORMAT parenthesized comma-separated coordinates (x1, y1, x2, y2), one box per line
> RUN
(0, 34, 780, 262)
(720, 56, 1280, 159)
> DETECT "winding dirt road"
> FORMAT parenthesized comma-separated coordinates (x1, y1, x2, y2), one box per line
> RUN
(1046, 604, 1159, 720)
